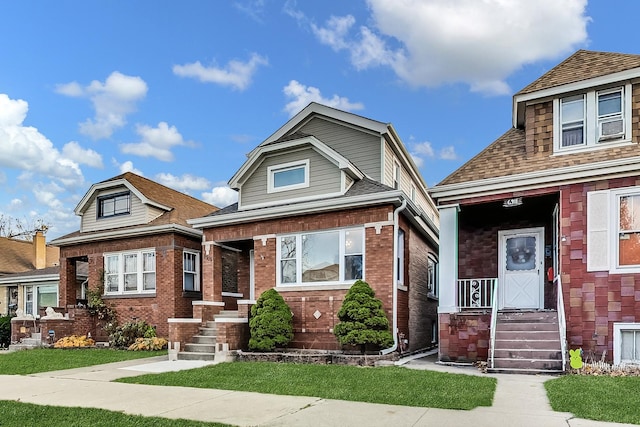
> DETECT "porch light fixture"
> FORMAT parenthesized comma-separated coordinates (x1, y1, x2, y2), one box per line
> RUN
(503, 197, 523, 208)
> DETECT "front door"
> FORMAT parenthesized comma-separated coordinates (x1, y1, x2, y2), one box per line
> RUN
(498, 227, 544, 309)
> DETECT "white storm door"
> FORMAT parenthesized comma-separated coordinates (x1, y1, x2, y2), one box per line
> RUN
(499, 228, 544, 309)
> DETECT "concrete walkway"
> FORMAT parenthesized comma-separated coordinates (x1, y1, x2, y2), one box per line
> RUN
(0, 353, 635, 427)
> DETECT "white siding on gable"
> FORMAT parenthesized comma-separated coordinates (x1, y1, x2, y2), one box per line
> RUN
(299, 117, 381, 180)
(240, 147, 342, 208)
(81, 188, 149, 233)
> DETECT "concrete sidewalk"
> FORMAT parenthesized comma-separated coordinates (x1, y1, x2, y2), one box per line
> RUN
(0, 354, 635, 427)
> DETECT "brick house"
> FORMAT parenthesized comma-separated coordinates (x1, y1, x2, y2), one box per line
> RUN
(51, 172, 218, 338)
(0, 231, 60, 317)
(185, 102, 440, 353)
(430, 50, 640, 371)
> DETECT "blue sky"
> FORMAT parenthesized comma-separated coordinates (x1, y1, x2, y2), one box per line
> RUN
(0, 1, 637, 240)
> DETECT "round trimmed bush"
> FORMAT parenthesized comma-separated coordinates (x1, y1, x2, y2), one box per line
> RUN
(249, 289, 293, 352)
(334, 280, 394, 353)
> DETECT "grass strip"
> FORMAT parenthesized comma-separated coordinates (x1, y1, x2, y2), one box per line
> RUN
(545, 375, 640, 425)
(117, 361, 496, 410)
(0, 400, 231, 427)
(0, 348, 166, 375)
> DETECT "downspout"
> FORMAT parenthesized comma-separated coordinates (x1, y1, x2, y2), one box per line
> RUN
(381, 199, 407, 355)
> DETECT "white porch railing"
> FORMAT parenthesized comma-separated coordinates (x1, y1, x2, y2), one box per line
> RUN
(555, 274, 567, 371)
(489, 278, 499, 369)
(457, 278, 496, 309)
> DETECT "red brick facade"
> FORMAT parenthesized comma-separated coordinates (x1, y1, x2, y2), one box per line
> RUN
(561, 177, 640, 359)
(58, 232, 203, 338)
(201, 205, 438, 351)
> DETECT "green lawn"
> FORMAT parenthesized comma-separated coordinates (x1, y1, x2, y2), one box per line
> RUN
(0, 400, 231, 427)
(545, 375, 640, 425)
(0, 348, 166, 375)
(117, 361, 496, 410)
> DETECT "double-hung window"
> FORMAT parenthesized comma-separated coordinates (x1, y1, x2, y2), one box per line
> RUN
(427, 255, 439, 296)
(97, 191, 130, 218)
(587, 187, 640, 273)
(277, 228, 364, 286)
(24, 284, 58, 317)
(183, 251, 200, 292)
(267, 160, 309, 193)
(555, 85, 630, 152)
(104, 250, 156, 294)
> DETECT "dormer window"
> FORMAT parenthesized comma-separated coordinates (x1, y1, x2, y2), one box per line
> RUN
(267, 160, 309, 193)
(97, 191, 130, 218)
(555, 85, 631, 152)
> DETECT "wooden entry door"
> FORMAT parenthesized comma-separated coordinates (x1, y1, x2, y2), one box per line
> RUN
(498, 227, 544, 309)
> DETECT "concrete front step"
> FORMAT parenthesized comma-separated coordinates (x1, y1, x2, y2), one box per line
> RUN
(497, 311, 558, 322)
(494, 338, 561, 349)
(492, 357, 564, 370)
(494, 348, 562, 360)
(488, 367, 564, 375)
(496, 322, 559, 332)
(193, 335, 217, 344)
(184, 343, 216, 353)
(177, 351, 216, 361)
(495, 330, 560, 340)
(199, 326, 217, 336)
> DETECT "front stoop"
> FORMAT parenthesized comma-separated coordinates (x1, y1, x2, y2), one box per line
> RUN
(489, 311, 565, 375)
(177, 310, 239, 361)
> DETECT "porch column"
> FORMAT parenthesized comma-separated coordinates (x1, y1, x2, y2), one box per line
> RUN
(438, 204, 459, 314)
(59, 257, 76, 308)
(202, 242, 223, 303)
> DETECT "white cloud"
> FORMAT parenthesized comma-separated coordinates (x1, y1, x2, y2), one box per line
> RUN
(62, 141, 103, 168)
(9, 199, 23, 210)
(154, 173, 211, 194)
(120, 122, 191, 162)
(173, 53, 268, 91)
(439, 146, 457, 160)
(0, 94, 84, 187)
(115, 160, 144, 176)
(33, 181, 64, 210)
(304, 0, 589, 95)
(410, 155, 423, 168)
(283, 80, 364, 117)
(234, 0, 266, 23)
(56, 71, 148, 139)
(411, 141, 435, 158)
(202, 185, 238, 208)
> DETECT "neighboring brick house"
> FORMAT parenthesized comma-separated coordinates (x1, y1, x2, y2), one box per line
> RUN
(0, 231, 60, 317)
(430, 50, 640, 371)
(51, 172, 218, 338)
(187, 102, 440, 353)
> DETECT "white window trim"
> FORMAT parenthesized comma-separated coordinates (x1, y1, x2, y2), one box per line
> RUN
(24, 284, 59, 318)
(553, 84, 632, 154)
(104, 248, 156, 295)
(397, 228, 405, 287)
(276, 227, 365, 287)
(587, 186, 640, 274)
(183, 250, 200, 292)
(613, 323, 640, 365)
(428, 254, 439, 297)
(267, 159, 309, 193)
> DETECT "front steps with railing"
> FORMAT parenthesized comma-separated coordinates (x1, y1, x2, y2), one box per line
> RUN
(177, 310, 239, 361)
(489, 310, 565, 374)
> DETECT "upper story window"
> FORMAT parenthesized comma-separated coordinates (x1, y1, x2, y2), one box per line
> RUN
(104, 249, 156, 295)
(555, 85, 631, 152)
(183, 251, 200, 292)
(98, 191, 130, 218)
(277, 227, 364, 286)
(267, 160, 309, 193)
(393, 161, 400, 189)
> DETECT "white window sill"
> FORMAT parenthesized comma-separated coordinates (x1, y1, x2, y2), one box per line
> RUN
(103, 292, 156, 298)
(276, 283, 355, 292)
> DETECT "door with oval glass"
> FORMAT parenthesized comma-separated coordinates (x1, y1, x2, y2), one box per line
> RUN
(498, 227, 544, 309)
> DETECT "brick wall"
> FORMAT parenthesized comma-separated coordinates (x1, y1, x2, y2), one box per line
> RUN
(561, 178, 640, 361)
(439, 312, 491, 362)
(58, 232, 202, 338)
(203, 205, 414, 351)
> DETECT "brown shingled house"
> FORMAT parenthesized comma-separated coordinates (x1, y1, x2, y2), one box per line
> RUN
(430, 50, 640, 372)
(51, 172, 218, 338)
(0, 232, 59, 317)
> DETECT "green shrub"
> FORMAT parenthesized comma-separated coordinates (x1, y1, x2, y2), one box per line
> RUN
(249, 289, 293, 351)
(334, 280, 394, 353)
(109, 320, 157, 348)
(0, 315, 11, 348)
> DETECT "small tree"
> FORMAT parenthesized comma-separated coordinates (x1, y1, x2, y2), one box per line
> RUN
(334, 280, 394, 353)
(249, 289, 293, 352)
